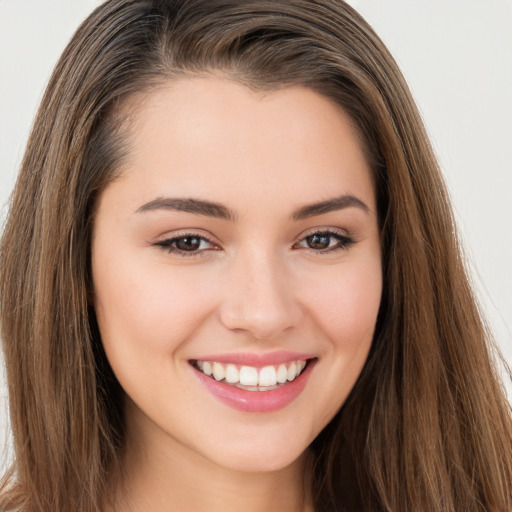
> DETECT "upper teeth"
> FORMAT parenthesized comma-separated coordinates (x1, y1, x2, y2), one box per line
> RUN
(196, 360, 307, 387)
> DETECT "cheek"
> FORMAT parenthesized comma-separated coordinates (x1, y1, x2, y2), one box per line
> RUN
(299, 255, 382, 424)
(92, 249, 217, 362)
(305, 258, 382, 342)
(92, 258, 224, 413)
(317, 272, 381, 377)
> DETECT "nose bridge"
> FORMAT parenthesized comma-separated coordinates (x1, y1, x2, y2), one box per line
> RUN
(219, 244, 301, 339)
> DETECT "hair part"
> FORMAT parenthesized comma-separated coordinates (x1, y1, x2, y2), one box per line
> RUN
(1, 1, 511, 511)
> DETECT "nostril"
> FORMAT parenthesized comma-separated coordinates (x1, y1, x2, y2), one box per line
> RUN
(217, 266, 302, 339)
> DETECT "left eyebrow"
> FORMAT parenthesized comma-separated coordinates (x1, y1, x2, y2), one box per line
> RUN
(135, 197, 237, 221)
(291, 194, 370, 221)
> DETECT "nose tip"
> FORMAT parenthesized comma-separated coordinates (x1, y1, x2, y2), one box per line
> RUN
(218, 265, 302, 340)
(220, 302, 296, 340)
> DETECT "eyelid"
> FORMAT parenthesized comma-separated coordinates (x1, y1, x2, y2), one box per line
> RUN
(152, 227, 219, 244)
(151, 227, 355, 257)
(293, 226, 352, 243)
(292, 227, 356, 252)
(153, 230, 221, 256)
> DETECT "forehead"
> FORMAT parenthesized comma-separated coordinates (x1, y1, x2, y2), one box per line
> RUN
(107, 77, 376, 216)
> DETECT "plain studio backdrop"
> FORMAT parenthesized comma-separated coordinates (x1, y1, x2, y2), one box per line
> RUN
(0, 1, 511, 468)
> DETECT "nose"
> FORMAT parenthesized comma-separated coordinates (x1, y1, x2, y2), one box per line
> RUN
(218, 248, 302, 340)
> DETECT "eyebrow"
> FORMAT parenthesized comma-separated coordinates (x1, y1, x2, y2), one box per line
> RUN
(136, 197, 237, 221)
(291, 194, 370, 220)
(135, 194, 369, 221)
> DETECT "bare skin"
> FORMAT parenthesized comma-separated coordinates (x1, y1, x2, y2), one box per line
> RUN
(93, 77, 382, 511)
(108, 399, 314, 512)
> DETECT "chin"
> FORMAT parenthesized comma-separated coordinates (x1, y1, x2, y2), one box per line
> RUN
(212, 449, 308, 474)
(198, 426, 313, 474)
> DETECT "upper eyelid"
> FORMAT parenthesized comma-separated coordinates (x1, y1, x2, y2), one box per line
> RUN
(153, 234, 219, 258)
(294, 226, 352, 242)
(293, 228, 356, 252)
(152, 227, 354, 248)
(153, 230, 217, 244)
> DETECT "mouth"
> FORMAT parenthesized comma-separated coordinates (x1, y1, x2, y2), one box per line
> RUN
(189, 355, 317, 413)
(191, 358, 310, 391)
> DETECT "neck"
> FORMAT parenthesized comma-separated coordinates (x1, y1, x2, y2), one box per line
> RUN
(106, 405, 314, 512)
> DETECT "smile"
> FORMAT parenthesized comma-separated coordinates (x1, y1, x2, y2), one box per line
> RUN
(193, 359, 308, 390)
(190, 354, 317, 413)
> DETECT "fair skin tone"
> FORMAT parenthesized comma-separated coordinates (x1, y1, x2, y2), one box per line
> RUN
(92, 77, 382, 512)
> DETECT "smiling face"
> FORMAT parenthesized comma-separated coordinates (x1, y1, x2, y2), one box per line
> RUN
(91, 77, 382, 475)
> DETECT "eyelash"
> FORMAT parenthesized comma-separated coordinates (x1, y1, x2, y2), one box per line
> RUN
(154, 233, 217, 258)
(292, 229, 355, 253)
(154, 229, 355, 257)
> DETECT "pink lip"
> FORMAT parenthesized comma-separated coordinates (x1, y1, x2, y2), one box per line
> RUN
(190, 351, 314, 367)
(190, 357, 317, 413)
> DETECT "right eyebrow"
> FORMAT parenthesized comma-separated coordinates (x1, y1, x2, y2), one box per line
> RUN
(291, 194, 370, 221)
(135, 197, 237, 222)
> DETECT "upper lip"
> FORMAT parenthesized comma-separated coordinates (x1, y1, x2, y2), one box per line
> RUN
(189, 351, 316, 367)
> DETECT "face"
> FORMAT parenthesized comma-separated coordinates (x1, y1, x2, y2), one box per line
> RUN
(92, 77, 382, 474)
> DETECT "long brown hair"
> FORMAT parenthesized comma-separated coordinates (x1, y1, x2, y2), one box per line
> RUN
(1, 1, 511, 510)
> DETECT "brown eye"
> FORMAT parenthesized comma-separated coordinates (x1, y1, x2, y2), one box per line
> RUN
(155, 234, 216, 255)
(305, 233, 331, 250)
(295, 230, 355, 253)
(174, 236, 202, 251)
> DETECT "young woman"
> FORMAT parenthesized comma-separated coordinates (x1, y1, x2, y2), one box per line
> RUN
(1, 1, 511, 511)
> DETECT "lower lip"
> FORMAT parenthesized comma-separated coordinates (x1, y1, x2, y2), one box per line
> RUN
(191, 360, 316, 413)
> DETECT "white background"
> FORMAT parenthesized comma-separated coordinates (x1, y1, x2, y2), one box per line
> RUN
(1, 0, 511, 468)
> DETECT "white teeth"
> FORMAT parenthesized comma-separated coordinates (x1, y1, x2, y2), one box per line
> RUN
(287, 361, 297, 381)
(212, 362, 225, 381)
(195, 359, 309, 387)
(239, 366, 258, 386)
(225, 364, 239, 384)
(258, 366, 277, 387)
(202, 361, 212, 376)
(276, 364, 288, 384)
